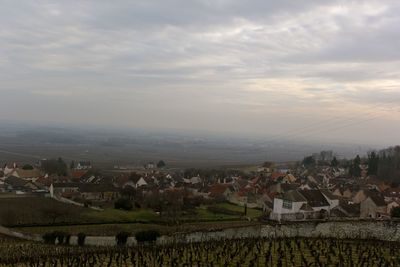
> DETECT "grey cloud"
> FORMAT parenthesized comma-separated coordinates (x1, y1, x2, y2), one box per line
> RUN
(0, 0, 400, 145)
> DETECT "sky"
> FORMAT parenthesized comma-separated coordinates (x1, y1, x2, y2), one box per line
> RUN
(1, 0, 400, 146)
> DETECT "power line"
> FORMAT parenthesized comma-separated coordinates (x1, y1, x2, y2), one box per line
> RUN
(263, 99, 400, 144)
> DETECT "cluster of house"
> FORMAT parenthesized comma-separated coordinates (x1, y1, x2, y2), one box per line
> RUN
(1, 160, 399, 222)
(268, 168, 398, 221)
(0, 161, 94, 198)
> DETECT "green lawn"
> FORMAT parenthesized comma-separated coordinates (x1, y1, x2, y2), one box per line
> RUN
(215, 203, 263, 218)
(4, 198, 263, 237)
(83, 203, 261, 224)
(193, 206, 239, 220)
(83, 208, 160, 223)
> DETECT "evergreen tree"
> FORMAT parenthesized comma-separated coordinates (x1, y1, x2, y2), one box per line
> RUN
(157, 160, 166, 168)
(350, 155, 361, 177)
(367, 151, 379, 176)
(331, 157, 338, 167)
(302, 156, 316, 168)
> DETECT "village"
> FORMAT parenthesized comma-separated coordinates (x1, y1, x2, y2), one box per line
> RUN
(1, 150, 400, 223)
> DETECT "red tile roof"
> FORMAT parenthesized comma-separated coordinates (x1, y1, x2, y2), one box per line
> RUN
(209, 184, 230, 197)
(270, 172, 285, 181)
(71, 170, 88, 180)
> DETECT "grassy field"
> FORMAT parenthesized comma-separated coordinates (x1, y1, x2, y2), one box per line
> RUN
(1, 237, 400, 266)
(190, 203, 262, 221)
(0, 197, 87, 225)
(0, 197, 262, 225)
(1, 197, 263, 239)
(193, 206, 238, 220)
(83, 202, 262, 223)
(83, 208, 160, 223)
(216, 202, 263, 218)
(1, 198, 262, 237)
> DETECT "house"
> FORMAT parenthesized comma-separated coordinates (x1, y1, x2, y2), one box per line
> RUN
(307, 174, 329, 187)
(0, 177, 5, 192)
(270, 190, 308, 221)
(270, 189, 332, 221)
(15, 168, 41, 181)
(121, 180, 136, 189)
(333, 187, 353, 199)
(387, 200, 400, 215)
(383, 187, 400, 202)
(331, 202, 360, 218)
(136, 177, 148, 188)
(79, 183, 120, 201)
(228, 191, 246, 206)
(360, 194, 388, 219)
(352, 189, 369, 203)
(284, 174, 297, 183)
(144, 162, 155, 169)
(4, 176, 40, 192)
(208, 184, 232, 200)
(364, 179, 390, 192)
(299, 189, 331, 213)
(71, 170, 88, 181)
(320, 189, 340, 209)
(332, 167, 346, 178)
(76, 161, 92, 170)
(3, 163, 18, 176)
(123, 175, 149, 189)
(353, 189, 383, 205)
(52, 183, 80, 196)
(270, 172, 286, 182)
(35, 176, 53, 187)
(257, 191, 274, 213)
(184, 176, 202, 185)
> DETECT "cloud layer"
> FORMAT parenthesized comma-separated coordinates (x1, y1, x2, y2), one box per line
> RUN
(1, 0, 400, 145)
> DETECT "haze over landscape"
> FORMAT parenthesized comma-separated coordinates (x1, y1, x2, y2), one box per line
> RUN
(1, 0, 400, 148)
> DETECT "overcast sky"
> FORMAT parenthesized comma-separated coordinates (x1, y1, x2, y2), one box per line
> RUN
(1, 0, 400, 146)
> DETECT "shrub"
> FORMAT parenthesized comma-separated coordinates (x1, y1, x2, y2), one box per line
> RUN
(84, 200, 92, 208)
(135, 230, 160, 244)
(114, 198, 133, 211)
(391, 206, 400, 218)
(65, 234, 71, 245)
(42, 232, 57, 244)
(53, 231, 67, 245)
(115, 231, 130, 246)
(77, 233, 86, 246)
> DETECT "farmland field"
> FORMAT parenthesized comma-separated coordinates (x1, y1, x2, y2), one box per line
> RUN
(1, 237, 400, 266)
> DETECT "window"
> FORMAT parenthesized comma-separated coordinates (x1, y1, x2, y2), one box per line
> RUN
(283, 200, 292, 209)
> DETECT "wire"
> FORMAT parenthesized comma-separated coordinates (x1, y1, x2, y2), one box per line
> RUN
(263, 98, 400, 144)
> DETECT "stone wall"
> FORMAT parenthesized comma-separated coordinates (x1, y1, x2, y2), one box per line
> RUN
(3, 220, 400, 246)
(160, 221, 400, 244)
(69, 236, 137, 246)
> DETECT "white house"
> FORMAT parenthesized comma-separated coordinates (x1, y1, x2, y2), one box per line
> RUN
(271, 189, 332, 221)
(270, 190, 308, 221)
(76, 161, 92, 170)
(184, 176, 202, 185)
(135, 177, 148, 188)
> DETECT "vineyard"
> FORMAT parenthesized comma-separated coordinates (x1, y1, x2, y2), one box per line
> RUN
(1, 235, 400, 266)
